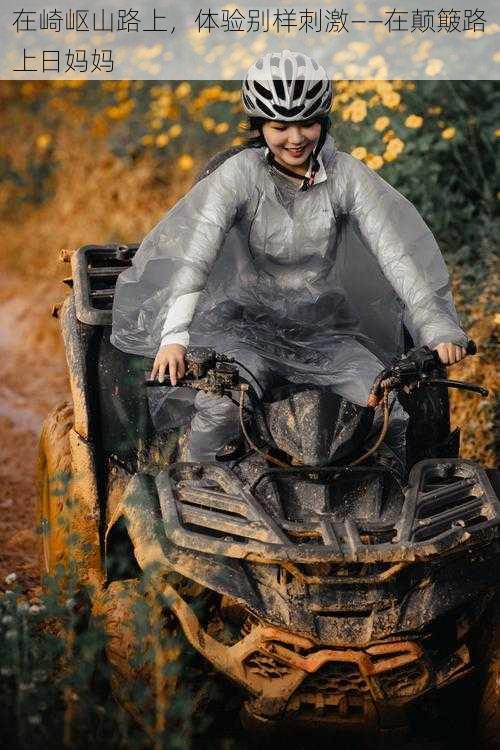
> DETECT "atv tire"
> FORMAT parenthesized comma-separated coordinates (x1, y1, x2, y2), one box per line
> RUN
(36, 401, 74, 578)
(478, 661, 500, 749)
(94, 579, 181, 739)
(477, 607, 500, 749)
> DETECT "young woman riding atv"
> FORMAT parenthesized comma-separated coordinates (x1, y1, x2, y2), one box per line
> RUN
(110, 51, 468, 479)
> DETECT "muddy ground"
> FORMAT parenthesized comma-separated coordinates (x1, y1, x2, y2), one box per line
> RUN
(0, 127, 184, 593)
(0, 269, 69, 590)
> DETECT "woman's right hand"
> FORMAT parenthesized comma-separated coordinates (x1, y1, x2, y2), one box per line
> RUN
(150, 344, 187, 385)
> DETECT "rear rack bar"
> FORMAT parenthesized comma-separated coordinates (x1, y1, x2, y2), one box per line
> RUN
(71, 244, 139, 325)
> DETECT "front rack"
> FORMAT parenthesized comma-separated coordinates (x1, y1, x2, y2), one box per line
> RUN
(157, 459, 500, 564)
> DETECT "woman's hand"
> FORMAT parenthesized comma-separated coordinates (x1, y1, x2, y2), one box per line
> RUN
(433, 342, 467, 366)
(150, 344, 187, 385)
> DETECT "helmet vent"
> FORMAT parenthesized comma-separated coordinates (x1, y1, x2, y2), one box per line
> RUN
(242, 93, 254, 110)
(294, 78, 305, 100)
(302, 100, 323, 119)
(274, 79, 285, 100)
(255, 98, 275, 119)
(254, 80, 274, 100)
(274, 103, 304, 118)
(306, 80, 323, 100)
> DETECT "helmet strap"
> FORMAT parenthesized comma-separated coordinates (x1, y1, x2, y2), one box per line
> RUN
(300, 118, 329, 190)
(265, 149, 308, 186)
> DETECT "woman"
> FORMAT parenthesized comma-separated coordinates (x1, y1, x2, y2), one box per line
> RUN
(111, 51, 468, 476)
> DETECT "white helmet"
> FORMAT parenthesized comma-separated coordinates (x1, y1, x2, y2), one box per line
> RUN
(242, 50, 332, 122)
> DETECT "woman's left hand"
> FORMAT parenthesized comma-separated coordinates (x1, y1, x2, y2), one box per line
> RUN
(433, 342, 467, 365)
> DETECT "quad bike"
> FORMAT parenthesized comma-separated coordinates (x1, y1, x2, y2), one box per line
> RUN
(37, 248, 499, 744)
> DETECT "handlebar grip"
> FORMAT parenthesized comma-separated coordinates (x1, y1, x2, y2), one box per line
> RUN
(466, 339, 477, 356)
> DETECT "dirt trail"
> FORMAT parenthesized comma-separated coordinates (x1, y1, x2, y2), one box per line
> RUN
(0, 131, 181, 594)
(0, 270, 69, 590)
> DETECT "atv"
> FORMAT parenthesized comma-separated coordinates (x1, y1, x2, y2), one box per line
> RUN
(37, 229, 499, 745)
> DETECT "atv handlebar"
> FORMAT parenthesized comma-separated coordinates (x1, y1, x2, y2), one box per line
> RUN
(145, 340, 488, 472)
(145, 349, 245, 396)
(146, 340, 488, 405)
(366, 339, 488, 407)
(465, 339, 477, 356)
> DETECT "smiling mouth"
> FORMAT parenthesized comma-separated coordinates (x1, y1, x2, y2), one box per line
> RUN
(286, 146, 307, 155)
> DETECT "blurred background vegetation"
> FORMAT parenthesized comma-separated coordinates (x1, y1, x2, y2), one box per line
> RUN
(1, 79, 498, 273)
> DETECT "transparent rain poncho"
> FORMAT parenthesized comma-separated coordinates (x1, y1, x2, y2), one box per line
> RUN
(111, 135, 467, 429)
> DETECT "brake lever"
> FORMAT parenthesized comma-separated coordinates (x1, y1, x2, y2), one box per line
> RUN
(415, 377, 489, 397)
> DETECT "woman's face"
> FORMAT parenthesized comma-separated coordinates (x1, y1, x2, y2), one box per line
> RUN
(261, 120, 322, 175)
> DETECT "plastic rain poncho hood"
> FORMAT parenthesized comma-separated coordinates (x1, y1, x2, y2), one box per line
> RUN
(111, 135, 467, 409)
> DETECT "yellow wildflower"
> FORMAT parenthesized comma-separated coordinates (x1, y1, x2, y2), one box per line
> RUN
(375, 81, 393, 95)
(365, 154, 384, 171)
(169, 124, 182, 138)
(334, 92, 351, 106)
(155, 133, 169, 147)
(105, 100, 135, 120)
(374, 116, 390, 132)
(426, 59, 444, 76)
(115, 89, 130, 102)
(36, 133, 52, 150)
(214, 122, 229, 135)
(202, 85, 223, 102)
(178, 154, 194, 171)
(369, 56, 387, 70)
(405, 114, 423, 129)
(175, 82, 191, 98)
(382, 129, 396, 143)
(381, 91, 401, 109)
(383, 138, 405, 161)
(141, 134, 154, 146)
(427, 106, 442, 115)
(441, 127, 456, 140)
(494, 129, 500, 138)
(350, 98, 368, 123)
(202, 117, 215, 132)
(341, 107, 350, 123)
(351, 146, 367, 160)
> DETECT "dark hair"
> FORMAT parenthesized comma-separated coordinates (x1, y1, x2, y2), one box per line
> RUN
(242, 115, 332, 149)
